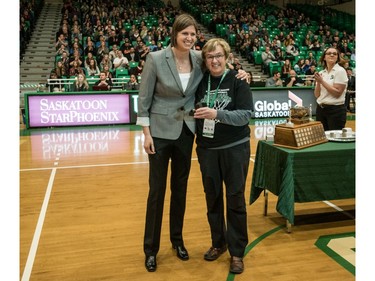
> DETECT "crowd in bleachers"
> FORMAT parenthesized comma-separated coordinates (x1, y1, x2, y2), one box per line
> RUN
(20, 0, 44, 60)
(182, 0, 355, 87)
(49, 0, 181, 91)
(47, 0, 356, 91)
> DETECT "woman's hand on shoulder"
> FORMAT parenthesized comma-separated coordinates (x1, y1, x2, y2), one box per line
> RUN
(236, 69, 248, 80)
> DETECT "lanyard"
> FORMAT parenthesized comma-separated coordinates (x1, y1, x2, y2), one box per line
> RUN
(207, 69, 228, 108)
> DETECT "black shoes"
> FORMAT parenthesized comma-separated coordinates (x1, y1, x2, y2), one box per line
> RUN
(145, 245, 189, 272)
(172, 245, 189, 260)
(145, 255, 157, 272)
(204, 245, 227, 261)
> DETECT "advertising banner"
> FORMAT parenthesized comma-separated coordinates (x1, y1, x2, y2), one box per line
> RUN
(27, 94, 131, 127)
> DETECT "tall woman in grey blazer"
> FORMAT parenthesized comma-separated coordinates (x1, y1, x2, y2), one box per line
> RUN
(136, 14, 203, 272)
(136, 14, 248, 272)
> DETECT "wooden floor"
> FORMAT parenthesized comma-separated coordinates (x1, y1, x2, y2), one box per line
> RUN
(20, 119, 356, 281)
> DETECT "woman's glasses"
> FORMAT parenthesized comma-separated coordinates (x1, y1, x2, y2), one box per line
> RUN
(206, 54, 225, 61)
(325, 52, 338, 56)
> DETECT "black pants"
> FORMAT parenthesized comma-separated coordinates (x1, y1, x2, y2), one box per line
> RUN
(143, 123, 194, 256)
(316, 104, 347, 131)
(196, 141, 250, 258)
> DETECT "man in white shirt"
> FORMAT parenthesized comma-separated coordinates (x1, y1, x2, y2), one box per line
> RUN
(113, 50, 129, 70)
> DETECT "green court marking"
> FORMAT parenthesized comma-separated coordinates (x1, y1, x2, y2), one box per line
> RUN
(226, 225, 283, 281)
(315, 232, 355, 275)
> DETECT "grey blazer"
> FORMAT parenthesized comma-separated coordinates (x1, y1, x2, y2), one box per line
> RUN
(137, 45, 204, 139)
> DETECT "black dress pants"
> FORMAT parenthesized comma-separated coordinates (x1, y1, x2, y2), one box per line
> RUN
(196, 141, 250, 258)
(143, 123, 194, 256)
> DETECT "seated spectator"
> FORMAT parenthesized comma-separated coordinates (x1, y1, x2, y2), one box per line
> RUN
(108, 29, 120, 48)
(100, 54, 113, 71)
(84, 40, 97, 57)
(156, 41, 164, 51)
(306, 51, 317, 66)
(233, 58, 243, 71)
(69, 41, 83, 57)
(226, 52, 235, 67)
(55, 33, 68, 50)
(246, 71, 254, 86)
(86, 58, 100, 77)
(138, 42, 151, 61)
(148, 40, 158, 52)
(274, 47, 285, 62)
(73, 73, 89, 91)
(84, 52, 95, 69)
(109, 44, 118, 62)
(195, 34, 207, 50)
(261, 45, 276, 74)
(120, 38, 132, 54)
(281, 58, 292, 79)
(285, 39, 299, 60)
(54, 60, 66, 78)
(301, 59, 311, 74)
(126, 74, 140, 90)
(265, 71, 283, 87)
(69, 60, 84, 77)
(125, 46, 140, 62)
(102, 64, 113, 80)
(129, 59, 144, 77)
(113, 50, 129, 70)
(47, 71, 61, 92)
(94, 71, 113, 90)
(284, 70, 304, 87)
(305, 64, 317, 76)
(227, 56, 243, 71)
(70, 36, 83, 52)
(293, 59, 305, 75)
(69, 50, 83, 68)
(96, 40, 109, 63)
(56, 44, 68, 57)
(143, 30, 155, 44)
(309, 39, 322, 53)
(339, 42, 352, 59)
(59, 51, 70, 74)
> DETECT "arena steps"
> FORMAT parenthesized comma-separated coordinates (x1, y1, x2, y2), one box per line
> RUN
(20, 1, 63, 88)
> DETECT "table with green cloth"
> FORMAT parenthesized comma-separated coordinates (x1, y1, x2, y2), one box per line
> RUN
(250, 140, 355, 225)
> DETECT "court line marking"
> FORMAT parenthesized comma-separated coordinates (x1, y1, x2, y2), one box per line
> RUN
(323, 200, 355, 219)
(20, 155, 257, 172)
(21, 168, 57, 281)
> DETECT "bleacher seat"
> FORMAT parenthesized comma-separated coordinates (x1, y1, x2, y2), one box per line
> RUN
(269, 61, 283, 76)
(129, 61, 138, 69)
(253, 51, 263, 65)
(116, 68, 129, 78)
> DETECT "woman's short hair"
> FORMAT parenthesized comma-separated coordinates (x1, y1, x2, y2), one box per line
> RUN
(201, 38, 231, 61)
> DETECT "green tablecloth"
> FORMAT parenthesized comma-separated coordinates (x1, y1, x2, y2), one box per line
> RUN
(250, 140, 355, 224)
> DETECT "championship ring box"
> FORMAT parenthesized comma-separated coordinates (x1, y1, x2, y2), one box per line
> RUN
(274, 121, 328, 149)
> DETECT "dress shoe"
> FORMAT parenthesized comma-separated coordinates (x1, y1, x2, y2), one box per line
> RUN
(230, 256, 244, 274)
(203, 245, 227, 261)
(145, 255, 157, 272)
(172, 245, 189, 260)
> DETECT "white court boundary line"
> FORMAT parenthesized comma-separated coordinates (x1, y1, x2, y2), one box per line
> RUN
(20, 155, 257, 172)
(19, 154, 257, 279)
(21, 168, 56, 281)
(323, 200, 356, 220)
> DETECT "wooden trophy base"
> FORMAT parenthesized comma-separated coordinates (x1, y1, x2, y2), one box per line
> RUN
(274, 121, 328, 149)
